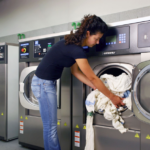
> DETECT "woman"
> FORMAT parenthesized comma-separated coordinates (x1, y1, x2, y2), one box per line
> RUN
(31, 14, 124, 150)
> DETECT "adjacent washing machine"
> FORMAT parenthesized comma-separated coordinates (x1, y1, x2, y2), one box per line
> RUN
(72, 17, 150, 150)
(18, 32, 72, 150)
(0, 43, 19, 141)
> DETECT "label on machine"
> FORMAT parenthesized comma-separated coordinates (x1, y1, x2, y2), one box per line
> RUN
(75, 131, 80, 147)
(0, 46, 5, 61)
(20, 121, 24, 134)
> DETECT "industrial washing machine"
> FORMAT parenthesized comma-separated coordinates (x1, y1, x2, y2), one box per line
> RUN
(18, 32, 72, 150)
(0, 43, 19, 141)
(72, 16, 150, 150)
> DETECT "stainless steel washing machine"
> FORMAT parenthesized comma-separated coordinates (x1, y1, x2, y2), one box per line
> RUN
(18, 32, 73, 150)
(72, 17, 150, 150)
(0, 43, 19, 141)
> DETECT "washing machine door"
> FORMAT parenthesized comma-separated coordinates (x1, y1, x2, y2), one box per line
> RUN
(19, 66, 61, 110)
(92, 63, 134, 118)
(132, 60, 150, 124)
(19, 66, 39, 110)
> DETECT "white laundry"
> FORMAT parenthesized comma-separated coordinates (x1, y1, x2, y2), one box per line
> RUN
(84, 115, 94, 150)
(84, 73, 132, 150)
(100, 73, 131, 92)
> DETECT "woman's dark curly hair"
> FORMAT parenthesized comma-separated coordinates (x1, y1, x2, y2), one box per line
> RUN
(65, 14, 108, 46)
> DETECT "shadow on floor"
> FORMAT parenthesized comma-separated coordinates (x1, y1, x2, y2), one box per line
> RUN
(0, 139, 32, 150)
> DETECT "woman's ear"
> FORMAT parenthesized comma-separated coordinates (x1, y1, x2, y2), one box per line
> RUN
(86, 31, 90, 37)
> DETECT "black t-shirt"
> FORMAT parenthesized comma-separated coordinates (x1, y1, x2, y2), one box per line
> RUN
(35, 39, 87, 80)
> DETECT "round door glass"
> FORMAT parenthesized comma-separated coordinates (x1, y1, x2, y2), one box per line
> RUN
(98, 67, 129, 113)
(137, 71, 150, 113)
(24, 71, 39, 107)
(94, 66, 132, 118)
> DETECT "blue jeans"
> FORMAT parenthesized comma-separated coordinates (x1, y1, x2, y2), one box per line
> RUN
(31, 75, 61, 150)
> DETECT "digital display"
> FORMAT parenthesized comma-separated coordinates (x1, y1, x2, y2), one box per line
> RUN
(20, 43, 29, 59)
(106, 35, 116, 45)
(34, 38, 54, 58)
(0, 46, 5, 60)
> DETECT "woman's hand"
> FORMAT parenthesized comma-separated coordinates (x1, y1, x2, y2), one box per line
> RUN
(110, 94, 125, 108)
(74, 59, 125, 108)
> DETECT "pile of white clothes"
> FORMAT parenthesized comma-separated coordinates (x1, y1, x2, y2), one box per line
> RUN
(84, 73, 132, 150)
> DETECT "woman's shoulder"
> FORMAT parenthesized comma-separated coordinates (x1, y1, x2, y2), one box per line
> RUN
(66, 42, 82, 49)
(54, 39, 82, 51)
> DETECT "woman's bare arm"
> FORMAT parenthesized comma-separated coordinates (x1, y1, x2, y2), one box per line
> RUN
(71, 62, 96, 90)
(75, 58, 124, 108)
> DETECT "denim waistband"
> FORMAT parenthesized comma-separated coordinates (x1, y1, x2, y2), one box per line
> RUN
(32, 75, 56, 84)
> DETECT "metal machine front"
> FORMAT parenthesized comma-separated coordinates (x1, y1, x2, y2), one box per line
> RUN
(19, 64, 62, 149)
(132, 60, 150, 124)
(72, 19, 150, 150)
(0, 45, 7, 140)
(72, 58, 141, 150)
(0, 43, 19, 141)
(19, 34, 72, 150)
(132, 60, 150, 150)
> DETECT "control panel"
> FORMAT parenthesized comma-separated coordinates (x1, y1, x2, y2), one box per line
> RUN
(96, 26, 130, 55)
(34, 38, 54, 58)
(20, 43, 29, 59)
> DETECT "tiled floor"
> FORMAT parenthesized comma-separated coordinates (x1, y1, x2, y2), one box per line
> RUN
(0, 139, 32, 150)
